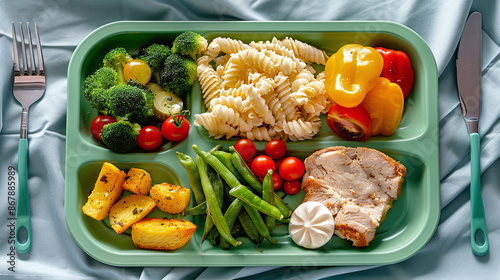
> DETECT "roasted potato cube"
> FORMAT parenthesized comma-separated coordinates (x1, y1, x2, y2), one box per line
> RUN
(109, 194, 157, 234)
(150, 183, 190, 214)
(121, 168, 152, 196)
(131, 218, 197, 250)
(83, 162, 126, 221)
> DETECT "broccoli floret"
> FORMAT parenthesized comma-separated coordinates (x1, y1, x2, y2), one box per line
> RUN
(160, 54, 197, 98)
(106, 84, 146, 117)
(171, 31, 207, 60)
(126, 79, 151, 92)
(83, 67, 118, 112)
(100, 121, 141, 153)
(127, 81, 155, 123)
(133, 91, 154, 123)
(103, 47, 133, 84)
(138, 44, 171, 83)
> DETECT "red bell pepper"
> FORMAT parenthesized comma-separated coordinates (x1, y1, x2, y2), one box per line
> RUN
(375, 47, 414, 98)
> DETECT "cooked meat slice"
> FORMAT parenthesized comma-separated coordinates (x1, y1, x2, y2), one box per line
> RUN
(334, 203, 378, 247)
(302, 177, 341, 216)
(301, 146, 406, 247)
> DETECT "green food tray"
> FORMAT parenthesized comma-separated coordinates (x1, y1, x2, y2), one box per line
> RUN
(65, 21, 439, 266)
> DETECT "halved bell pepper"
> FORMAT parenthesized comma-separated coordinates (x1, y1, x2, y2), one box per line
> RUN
(375, 47, 414, 98)
(361, 77, 404, 136)
(324, 44, 383, 108)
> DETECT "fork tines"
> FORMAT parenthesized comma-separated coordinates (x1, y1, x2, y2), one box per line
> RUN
(12, 22, 44, 76)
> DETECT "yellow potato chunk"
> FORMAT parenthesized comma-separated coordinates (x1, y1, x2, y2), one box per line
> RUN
(83, 162, 126, 221)
(150, 183, 190, 214)
(108, 194, 157, 234)
(131, 218, 197, 250)
(121, 168, 152, 196)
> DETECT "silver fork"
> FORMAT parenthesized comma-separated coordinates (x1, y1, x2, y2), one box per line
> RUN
(12, 22, 45, 254)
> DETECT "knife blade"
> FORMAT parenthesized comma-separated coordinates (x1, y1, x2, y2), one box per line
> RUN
(456, 11, 489, 256)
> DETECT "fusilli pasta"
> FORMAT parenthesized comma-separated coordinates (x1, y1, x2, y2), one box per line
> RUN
(195, 36, 330, 141)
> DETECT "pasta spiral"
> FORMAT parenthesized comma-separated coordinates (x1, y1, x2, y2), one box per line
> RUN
(281, 37, 329, 65)
(195, 36, 330, 141)
(197, 62, 222, 106)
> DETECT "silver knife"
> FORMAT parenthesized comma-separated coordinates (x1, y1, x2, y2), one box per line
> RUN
(456, 11, 489, 256)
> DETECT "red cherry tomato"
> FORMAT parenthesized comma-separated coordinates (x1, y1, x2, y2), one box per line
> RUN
(137, 126, 163, 151)
(259, 172, 283, 190)
(279, 157, 305, 181)
(327, 103, 372, 142)
(275, 157, 285, 171)
(161, 115, 189, 142)
(283, 180, 301, 195)
(250, 155, 275, 178)
(234, 139, 256, 161)
(265, 139, 287, 159)
(90, 115, 116, 140)
(271, 172, 284, 191)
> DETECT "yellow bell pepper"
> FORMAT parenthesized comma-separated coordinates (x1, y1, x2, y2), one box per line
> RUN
(324, 44, 383, 108)
(361, 77, 404, 136)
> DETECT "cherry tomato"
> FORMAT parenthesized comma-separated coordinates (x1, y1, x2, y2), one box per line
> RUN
(279, 157, 305, 181)
(250, 155, 275, 178)
(265, 139, 287, 159)
(283, 180, 301, 195)
(123, 59, 151, 85)
(327, 103, 372, 142)
(271, 172, 284, 191)
(137, 126, 163, 151)
(234, 139, 256, 161)
(161, 115, 189, 142)
(275, 157, 285, 171)
(259, 172, 283, 191)
(90, 115, 116, 140)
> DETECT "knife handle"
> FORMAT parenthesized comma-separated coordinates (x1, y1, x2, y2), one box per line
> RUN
(15, 139, 32, 253)
(470, 133, 488, 256)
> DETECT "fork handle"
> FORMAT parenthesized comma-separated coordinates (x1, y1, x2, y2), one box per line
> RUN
(15, 139, 32, 253)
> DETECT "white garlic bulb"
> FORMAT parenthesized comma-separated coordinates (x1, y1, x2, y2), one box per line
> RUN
(289, 201, 335, 249)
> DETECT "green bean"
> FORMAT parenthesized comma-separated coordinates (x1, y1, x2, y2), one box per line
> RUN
(229, 146, 292, 218)
(262, 170, 276, 233)
(209, 226, 220, 246)
(209, 161, 235, 248)
(231, 220, 242, 238)
(237, 209, 262, 244)
(243, 204, 277, 245)
(193, 145, 241, 189)
(201, 210, 214, 244)
(183, 201, 207, 216)
(273, 195, 292, 219)
(195, 149, 238, 247)
(208, 144, 223, 153)
(208, 165, 224, 212)
(177, 152, 205, 205)
(276, 218, 290, 224)
(211, 150, 246, 183)
(198, 156, 214, 244)
(203, 156, 232, 246)
(228, 146, 262, 191)
(220, 198, 244, 250)
(229, 185, 283, 220)
(223, 184, 235, 204)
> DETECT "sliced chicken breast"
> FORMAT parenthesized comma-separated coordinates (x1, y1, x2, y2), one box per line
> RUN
(301, 146, 406, 247)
